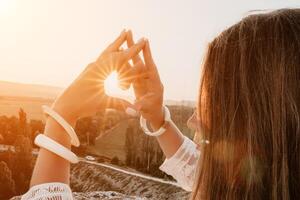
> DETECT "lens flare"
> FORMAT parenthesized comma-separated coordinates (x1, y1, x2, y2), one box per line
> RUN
(104, 71, 135, 104)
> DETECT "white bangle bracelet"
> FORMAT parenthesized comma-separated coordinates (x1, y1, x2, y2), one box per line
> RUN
(42, 105, 80, 147)
(34, 134, 79, 164)
(140, 105, 172, 137)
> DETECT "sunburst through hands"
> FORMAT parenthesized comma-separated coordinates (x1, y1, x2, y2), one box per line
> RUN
(104, 71, 136, 104)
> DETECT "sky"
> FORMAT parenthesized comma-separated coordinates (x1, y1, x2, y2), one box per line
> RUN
(0, 0, 299, 101)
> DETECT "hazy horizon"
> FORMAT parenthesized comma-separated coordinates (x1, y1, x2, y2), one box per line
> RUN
(0, 0, 298, 101)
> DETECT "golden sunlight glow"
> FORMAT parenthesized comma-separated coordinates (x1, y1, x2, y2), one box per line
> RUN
(0, 0, 16, 16)
(104, 71, 135, 104)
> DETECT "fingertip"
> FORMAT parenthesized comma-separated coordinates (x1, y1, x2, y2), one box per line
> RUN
(125, 107, 138, 117)
(133, 102, 142, 111)
(127, 29, 132, 35)
(118, 30, 126, 40)
(145, 39, 150, 49)
(137, 37, 147, 44)
(136, 38, 147, 52)
(142, 39, 151, 57)
(126, 31, 134, 46)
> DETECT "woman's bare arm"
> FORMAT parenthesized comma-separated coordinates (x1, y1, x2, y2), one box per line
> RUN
(125, 31, 185, 159)
(28, 30, 146, 187)
(151, 117, 184, 159)
(30, 115, 76, 186)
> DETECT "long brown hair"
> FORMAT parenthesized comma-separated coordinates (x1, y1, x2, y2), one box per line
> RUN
(193, 9, 300, 199)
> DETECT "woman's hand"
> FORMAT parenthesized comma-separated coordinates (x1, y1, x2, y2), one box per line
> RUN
(51, 30, 146, 126)
(126, 31, 165, 130)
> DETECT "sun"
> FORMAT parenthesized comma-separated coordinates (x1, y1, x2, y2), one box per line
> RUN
(0, 0, 16, 17)
(104, 71, 119, 94)
(104, 71, 135, 104)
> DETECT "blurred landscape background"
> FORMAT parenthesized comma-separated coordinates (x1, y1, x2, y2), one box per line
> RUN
(0, 80, 195, 199)
(0, 0, 298, 199)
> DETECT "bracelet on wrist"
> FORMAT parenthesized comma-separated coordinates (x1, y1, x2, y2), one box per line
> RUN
(42, 105, 80, 147)
(140, 105, 171, 137)
(35, 134, 79, 164)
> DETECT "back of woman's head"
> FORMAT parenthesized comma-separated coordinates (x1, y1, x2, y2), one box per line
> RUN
(193, 8, 300, 200)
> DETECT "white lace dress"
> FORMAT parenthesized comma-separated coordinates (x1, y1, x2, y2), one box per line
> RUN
(159, 136, 200, 191)
(22, 136, 199, 199)
(21, 182, 73, 200)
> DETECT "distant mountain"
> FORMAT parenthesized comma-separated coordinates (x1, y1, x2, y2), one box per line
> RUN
(0, 80, 195, 120)
(0, 80, 196, 106)
(0, 80, 63, 119)
(0, 80, 63, 99)
(164, 100, 196, 107)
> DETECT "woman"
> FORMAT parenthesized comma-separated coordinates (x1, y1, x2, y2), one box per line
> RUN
(22, 8, 299, 199)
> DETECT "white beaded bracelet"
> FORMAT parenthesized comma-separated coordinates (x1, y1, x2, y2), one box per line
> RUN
(140, 105, 172, 137)
(34, 134, 79, 164)
(42, 105, 80, 147)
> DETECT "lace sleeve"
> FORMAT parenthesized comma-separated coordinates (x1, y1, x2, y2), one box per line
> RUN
(159, 136, 200, 192)
(21, 182, 73, 200)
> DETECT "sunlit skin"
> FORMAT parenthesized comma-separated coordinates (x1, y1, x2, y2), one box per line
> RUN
(30, 30, 147, 186)
(104, 71, 136, 104)
(29, 30, 186, 189)
(125, 31, 185, 159)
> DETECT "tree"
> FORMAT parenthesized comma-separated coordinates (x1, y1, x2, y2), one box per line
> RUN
(135, 157, 141, 170)
(18, 108, 28, 137)
(111, 156, 119, 165)
(125, 126, 134, 166)
(8, 135, 33, 195)
(29, 119, 44, 144)
(4, 116, 19, 145)
(0, 161, 16, 199)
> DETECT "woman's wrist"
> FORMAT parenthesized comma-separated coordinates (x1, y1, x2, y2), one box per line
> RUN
(51, 102, 78, 128)
(149, 107, 165, 131)
(44, 117, 72, 149)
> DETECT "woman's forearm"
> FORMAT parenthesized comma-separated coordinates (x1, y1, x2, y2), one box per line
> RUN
(28, 30, 146, 189)
(30, 116, 76, 187)
(152, 120, 185, 159)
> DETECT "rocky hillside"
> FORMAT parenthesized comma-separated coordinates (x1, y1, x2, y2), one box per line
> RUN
(12, 161, 190, 200)
(11, 191, 147, 200)
(70, 162, 190, 200)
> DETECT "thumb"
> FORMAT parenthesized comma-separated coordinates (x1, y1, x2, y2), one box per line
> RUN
(104, 96, 138, 117)
(133, 92, 156, 112)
